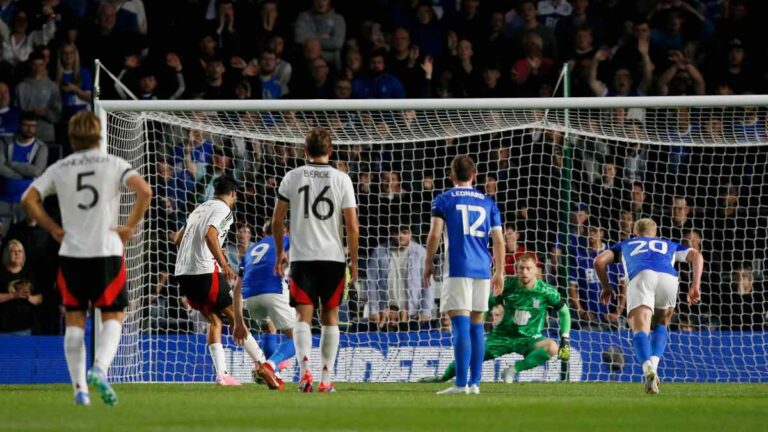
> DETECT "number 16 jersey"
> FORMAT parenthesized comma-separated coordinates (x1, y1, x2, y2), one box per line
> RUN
(28, 148, 138, 258)
(277, 162, 356, 263)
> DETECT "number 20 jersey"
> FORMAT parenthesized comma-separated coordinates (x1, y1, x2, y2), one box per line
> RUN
(277, 163, 356, 263)
(29, 148, 138, 258)
(431, 186, 502, 279)
(610, 236, 691, 280)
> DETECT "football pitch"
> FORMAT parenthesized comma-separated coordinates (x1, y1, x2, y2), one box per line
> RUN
(1, 383, 765, 432)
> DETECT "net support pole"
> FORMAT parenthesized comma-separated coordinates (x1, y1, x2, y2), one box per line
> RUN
(560, 63, 573, 382)
(90, 60, 106, 365)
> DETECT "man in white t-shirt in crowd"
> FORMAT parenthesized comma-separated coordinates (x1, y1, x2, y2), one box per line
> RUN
(174, 175, 266, 386)
(268, 128, 359, 393)
(21, 111, 152, 406)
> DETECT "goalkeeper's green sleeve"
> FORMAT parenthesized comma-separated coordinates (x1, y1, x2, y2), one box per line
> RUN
(558, 304, 571, 337)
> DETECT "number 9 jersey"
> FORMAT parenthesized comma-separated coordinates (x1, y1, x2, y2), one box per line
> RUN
(277, 162, 356, 263)
(610, 236, 691, 281)
(431, 186, 502, 279)
(28, 148, 138, 258)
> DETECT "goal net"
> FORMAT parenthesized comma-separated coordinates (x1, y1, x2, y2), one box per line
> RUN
(98, 97, 768, 383)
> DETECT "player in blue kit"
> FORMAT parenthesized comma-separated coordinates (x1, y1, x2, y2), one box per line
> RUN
(594, 218, 704, 394)
(233, 223, 296, 391)
(423, 155, 505, 395)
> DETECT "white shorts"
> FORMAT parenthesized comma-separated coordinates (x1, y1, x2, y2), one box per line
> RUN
(626, 270, 679, 313)
(244, 292, 296, 331)
(440, 278, 490, 313)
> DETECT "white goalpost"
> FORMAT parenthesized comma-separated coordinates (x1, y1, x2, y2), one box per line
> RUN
(95, 94, 768, 384)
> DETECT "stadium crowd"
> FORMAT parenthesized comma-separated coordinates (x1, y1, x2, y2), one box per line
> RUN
(0, 0, 766, 336)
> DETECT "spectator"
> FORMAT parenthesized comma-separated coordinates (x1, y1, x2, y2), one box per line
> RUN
(447, 0, 484, 45)
(332, 77, 352, 99)
(0, 114, 48, 234)
(55, 42, 92, 120)
(410, 2, 444, 58)
(538, 0, 572, 30)
(509, 32, 554, 97)
(214, 0, 241, 60)
(14, 50, 62, 144)
(199, 57, 234, 99)
(718, 264, 765, 330)
(709, 38, 757, 94)
(351, 51, 405, 99)
(226, 221, 253, 275)
(502, 224, 540, 275)
(658, 50, 705, 96)
(446, 39, 479, 98)
(472, 63, 504, 97)
(617, 210, 634, 241)
(566, 25, 598, 96)
(0, 8, 56, 67)
(662, 195, 695, 243)
(387, 28, 432, 98)
(548, 202, 589, 286)
(0, 81, 20, 137)
(201, 146, 233, 202)
(265, 35, 292, 92)
(297, 56, 334, 99)
(257, 50, 284, 99)
(630, 182, 657, 222)
(79, 0, 143, 74)
(569, 224, 625, 328)
(589, 45, 652, 97)
(115, 53, 186, 100)
(0, 240, 42, 335)
(588, 159, 629, 235)
(341, 48, 363, 81)
(556, 0, 603, 54)
(252, 0, 284, 55)
(623, 138, 647, 184)
(366, 226, 430, 328)
(172, 129, 213, 186)
(294, 0, 346, 70)
(511, 1, 558, 59)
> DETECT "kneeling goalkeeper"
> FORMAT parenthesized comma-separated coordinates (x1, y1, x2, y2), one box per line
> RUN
(424, 253, 571, 383)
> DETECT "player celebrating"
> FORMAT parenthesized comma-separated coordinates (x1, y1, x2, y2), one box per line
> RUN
(174, 175, 266, 386)
(422, 254, 572, 383)
(232, 223, 296, 390)
(594, 218, 703, 394)
(21, 111, 152, 406)
(424, 155, 505, 395)
(269, 128, 359, 393)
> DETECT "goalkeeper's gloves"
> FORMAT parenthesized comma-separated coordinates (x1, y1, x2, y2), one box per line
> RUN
(558, 336, 571, 361)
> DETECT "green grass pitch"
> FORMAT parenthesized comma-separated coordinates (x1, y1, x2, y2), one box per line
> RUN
(1, 383, 765, 431)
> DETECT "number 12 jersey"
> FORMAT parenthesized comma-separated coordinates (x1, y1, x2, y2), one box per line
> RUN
(277, 162, 356, 263)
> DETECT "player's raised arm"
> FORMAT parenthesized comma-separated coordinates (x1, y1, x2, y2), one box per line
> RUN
(114, 174, 152, 244)
(594, 249, 616, 304)
(685, 248, 704, 304)
(343, 206, 359, 283)
(423, 216, 444, 288)
(271, 199, 289, 277)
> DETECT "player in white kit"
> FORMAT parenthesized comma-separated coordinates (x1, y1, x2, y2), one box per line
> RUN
(269, 128, 359, 393)
(174, 175, 266, 386)
(21, 111, 152, 406)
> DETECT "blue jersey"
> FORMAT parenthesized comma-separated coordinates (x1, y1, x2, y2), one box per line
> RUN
(610, 236, 690, 281)
(431, 186, 502, 279)
(239, 235, 290, 298)
(570, 245, 623, 318)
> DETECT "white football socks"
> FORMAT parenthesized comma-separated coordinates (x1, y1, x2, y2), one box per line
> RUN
(94, 320, 122, 375)
(294, 321, 312, 377)
(243, 334, 266, 364)
(650, 355, 660, 371)
(64, 326, 87, 396)
(320, 325, 339, 384)
(208, 343, 227, 375)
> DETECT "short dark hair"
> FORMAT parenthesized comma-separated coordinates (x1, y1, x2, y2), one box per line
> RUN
(20, 112, 37, 123)
(305, 128, 332, 157)
(451, 155, 476, 182)
(213, 175, 238, 196)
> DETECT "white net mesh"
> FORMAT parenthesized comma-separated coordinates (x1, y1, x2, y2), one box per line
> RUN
(104, 102, 768, 383)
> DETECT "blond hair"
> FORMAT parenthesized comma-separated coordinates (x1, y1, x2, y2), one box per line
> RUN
(634, 218, 657, 236)
(2, 239, 25, 268)
(69, 110, 101, 150)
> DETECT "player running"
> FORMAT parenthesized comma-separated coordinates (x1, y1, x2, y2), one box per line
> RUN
(21, 111, 152, 406)
(421, 254, 571, 384)
(424, 155, 505, 395)
(232, 223, 296, 390)
(269, 128, 359, 393)
(174, 175, 266, 386)
(594, 218, 703, 394)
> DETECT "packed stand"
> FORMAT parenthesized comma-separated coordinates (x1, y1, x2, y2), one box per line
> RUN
(0, 0, 767, 335)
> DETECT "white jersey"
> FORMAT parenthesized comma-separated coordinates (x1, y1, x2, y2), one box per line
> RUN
(277, 162, 356, 263)
(29, 148, 138, 258)
(175, 199, 233, 276)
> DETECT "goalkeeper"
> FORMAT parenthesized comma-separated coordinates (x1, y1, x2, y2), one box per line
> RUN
(423, 253, 571, 383)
